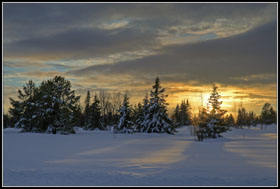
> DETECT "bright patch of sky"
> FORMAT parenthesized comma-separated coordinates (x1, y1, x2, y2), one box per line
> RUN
(199, 33, 217, 41)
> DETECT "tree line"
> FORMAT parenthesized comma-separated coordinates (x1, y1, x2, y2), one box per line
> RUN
(3, 76, 277, 140)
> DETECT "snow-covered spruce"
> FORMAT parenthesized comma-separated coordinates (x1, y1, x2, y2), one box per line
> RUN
(140, 77, 175, 134)
(196, 84, 228, 140)
(116, 94, 135, 133)
(9, 76, 80, 134)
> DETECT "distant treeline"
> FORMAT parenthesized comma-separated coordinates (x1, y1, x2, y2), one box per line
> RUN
(3, 76, 277, 141)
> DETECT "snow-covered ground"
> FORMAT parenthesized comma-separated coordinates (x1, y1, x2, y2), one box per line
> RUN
(3, 124, 277, 186)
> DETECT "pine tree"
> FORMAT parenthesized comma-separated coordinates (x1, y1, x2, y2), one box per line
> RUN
(3, 113, 11, 128)
(72, 103, 84, 127)
(206, 84, 228, 137)
(141, 77, 175, 134)
(185, 99, 192, 125)
(269, 107, 277, 124)
(39, 76, 80, 134)
(84, 91, 91, 130)
(89, 94, 104, 130)
(247, 111, 256, 127)
(236, 108, 247, 128)
(8, 76, 80, 134)
(11, 80, 39, 132)
(131, 103, 143, 132)
(116, 94, 134, 133)
(225, 113, 235, 127)
(135, 93, 149, 132)
(260, 102, 276, 126)
(196, 107, 209, 141)
(179, 100, 186, 126)
(172, 104, 180, 126)
(9, 97, 23, 128)
(196, 84, 228, 140)
(179, 99, 192, 126)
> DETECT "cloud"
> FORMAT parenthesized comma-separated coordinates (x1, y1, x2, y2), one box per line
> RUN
(4, 27, 159, 61)
(4, 3, 277, 62)
(99, 19, 130, 30)
(69, 20, 277, 86)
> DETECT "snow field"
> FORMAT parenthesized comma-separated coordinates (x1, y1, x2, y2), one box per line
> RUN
(3, 124, 277, 186)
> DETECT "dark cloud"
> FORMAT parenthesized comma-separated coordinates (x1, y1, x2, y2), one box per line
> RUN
(4, 3, 276, 60)
(4, 27, 158, 60)
(69, 20, 277, 86)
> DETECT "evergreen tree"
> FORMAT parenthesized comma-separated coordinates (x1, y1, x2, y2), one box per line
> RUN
(247, 111, 257, 127)
(11, 80, 39, 132)
(225, 113, 235, 127)
(135, 93, 149, 132)
(84, 91, 91, 130)
(196, 84, 228, 140)
(131, 103, 143, 130)
(89, 94, 104, 130)
(179, 100, 187, 126)
(260, 102, 276, 125)
(141, 77, 175, 134)
(9, 97, 23, 128)
(72, 103, 84, 127)
(116, 94, 134, 133)
(185, 99, 192, 125)
(3, 113, 11, 128)
(196, 107, 209, 141)
(39, 76, 80, 134)
(8, 76, 81, 134)
(179, 99, 192, 126)
(172, 104, 180, 126)
(269, 107, 277, 124)
(206, 84, 228, 137)
(236, 107, 247, 128)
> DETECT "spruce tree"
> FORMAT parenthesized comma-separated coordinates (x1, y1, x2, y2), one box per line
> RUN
(225, 113, 235, 127)
(269, 107, 277, 124)
(196, 107, 209, 141)
(84, 91, 91, 130)
(131, 103, 143, 132)
(206, 84, 228, 137)
(3, 113, 11, 128)
(72, 104, 84, 127)
(179, 99, 192, 126)
(141, 77, 175, 134)
(236, 108, 247, 128)
(196, 84, 228, 140)
(172, 104, 180, 126)
(9, 97, 23, 128)
(116, 94, 134, 133)
(11, 80, 39, 132)
(179, 100, 187, 126)
(89, 94, 104, 130)
(260, 102, 276, 125)
(8, 76, 80, 134)
(39, 76, 80, 134)
(247, 111, 256, 127)
(135, 93, 149, 132)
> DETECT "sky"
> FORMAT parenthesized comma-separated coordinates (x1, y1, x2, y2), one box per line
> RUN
(3, 2, 278, 116)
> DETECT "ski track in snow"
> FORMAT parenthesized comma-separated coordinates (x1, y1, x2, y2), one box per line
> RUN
(3, 125, 277, 186)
